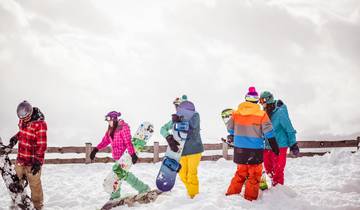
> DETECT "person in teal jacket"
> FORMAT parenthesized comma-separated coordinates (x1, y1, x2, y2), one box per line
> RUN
(260, 91, 299, 186)
(160, 96, 204, 198)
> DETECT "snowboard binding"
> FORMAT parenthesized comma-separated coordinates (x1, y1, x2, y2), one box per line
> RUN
(173, 121, 190, 140)
(163, 157, 182, 172)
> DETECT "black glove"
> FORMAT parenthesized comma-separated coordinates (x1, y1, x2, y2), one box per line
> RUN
(131, 153, 139, 164)
(166, 135, 180, 152)
(268, 137, 280, 156)
(290, 143, 300, 156)
(90, 147, 99, 160)
(31, 160, 42, 175)
(171, 114, 182, 123)
(227, 135, 234, 143)
(9, 136, 18, 148)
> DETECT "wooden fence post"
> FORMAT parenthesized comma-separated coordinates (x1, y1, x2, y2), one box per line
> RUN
(85, 142, 92, 164)
(222, 142, 229, 160)
(153, 141, 160, 163)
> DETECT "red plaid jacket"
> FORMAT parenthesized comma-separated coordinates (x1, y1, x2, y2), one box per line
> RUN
(16, 119, 47, 166)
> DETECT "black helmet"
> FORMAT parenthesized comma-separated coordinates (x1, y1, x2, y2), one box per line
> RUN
(17, 100, 33, 119)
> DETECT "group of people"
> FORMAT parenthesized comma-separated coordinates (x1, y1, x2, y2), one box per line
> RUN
(225, 87, 299, 201)
(8, 86, 298, 209)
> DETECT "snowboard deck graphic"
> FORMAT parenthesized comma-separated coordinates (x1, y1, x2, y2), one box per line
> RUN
(100, 189, 162, 210)
(0, 137, 35, 210)
(156, 121, 189, 192)
(221, 108, 235, 147)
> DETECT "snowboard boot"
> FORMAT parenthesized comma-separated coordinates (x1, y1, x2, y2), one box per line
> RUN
(110, 187, 121, 200)
(125, 172, 150, 194)
(259, 171, 269, 190)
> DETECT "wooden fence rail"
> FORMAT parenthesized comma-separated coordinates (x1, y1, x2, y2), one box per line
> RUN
(8, 137, 360, 164)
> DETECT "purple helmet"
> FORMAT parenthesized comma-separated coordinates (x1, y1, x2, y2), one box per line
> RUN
(105, 111, 121, 121)
(17, 100, 33, 119)
(176, 101, 195, 120)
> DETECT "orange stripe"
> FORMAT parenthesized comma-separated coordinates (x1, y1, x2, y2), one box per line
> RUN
(233, 113, 269, 126)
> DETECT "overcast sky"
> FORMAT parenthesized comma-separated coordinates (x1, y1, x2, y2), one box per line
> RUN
(1, 0, 359, 146)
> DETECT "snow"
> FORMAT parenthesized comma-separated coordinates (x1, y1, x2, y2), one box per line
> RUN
(1, 150, 360, 210)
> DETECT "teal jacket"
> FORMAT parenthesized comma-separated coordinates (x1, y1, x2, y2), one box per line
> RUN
(160, 112, 204, 156)
(265, 100, 297, 149)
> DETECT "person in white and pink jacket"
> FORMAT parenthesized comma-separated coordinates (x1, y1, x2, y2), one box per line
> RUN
(90, 111, 150, 199)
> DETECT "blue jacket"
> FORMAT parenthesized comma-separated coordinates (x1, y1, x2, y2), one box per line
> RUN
(265, 100, 297, 149)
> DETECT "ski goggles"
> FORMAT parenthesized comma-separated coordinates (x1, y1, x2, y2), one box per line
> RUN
(105, 116, 114, 121)
(173, 97, 181, 106)
(17, 108, 33, 120)
(259, 97, 272, 105)
(259, 98, 266, 104)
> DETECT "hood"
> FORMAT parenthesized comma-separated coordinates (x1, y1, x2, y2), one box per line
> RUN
(236, 101, 261, 116)
(176, 107, 195, 121)
(30, 107, 45, 121)
(115, 119, 128, 131)
(273, 100, 287, 114)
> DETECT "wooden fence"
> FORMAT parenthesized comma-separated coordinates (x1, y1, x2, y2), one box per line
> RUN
(9, 137, 360, 164)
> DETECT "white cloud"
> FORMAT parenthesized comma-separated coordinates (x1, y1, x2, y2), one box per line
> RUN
(0, 0, 359, 146)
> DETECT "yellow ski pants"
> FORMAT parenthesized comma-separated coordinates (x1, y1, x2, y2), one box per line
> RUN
(179, 153, 202, 197)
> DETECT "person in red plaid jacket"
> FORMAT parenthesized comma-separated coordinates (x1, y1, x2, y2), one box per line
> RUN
(9, 100, 47, 210)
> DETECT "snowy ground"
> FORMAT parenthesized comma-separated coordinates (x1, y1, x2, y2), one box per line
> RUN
(1, 150, 360, 210)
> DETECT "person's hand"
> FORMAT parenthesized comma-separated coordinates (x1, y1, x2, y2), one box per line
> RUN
(226, 135, 234, 143)
(268, 138, 280, 156)
(131, 153, 139, 164)
(290, 143, 300, 156)
(90, 147, 99, 160)
(166, 135, 180, 152)
(9, 136, 18, 148)
(31, 160, 42, 175)
(171, 114, 182, 123)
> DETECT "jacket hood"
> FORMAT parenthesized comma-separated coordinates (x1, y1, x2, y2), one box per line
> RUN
(236, 101, 261, 116)
(116, 119, 128, 131)
(273, 100, 287, 114)
(30, 107, 45, 121)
